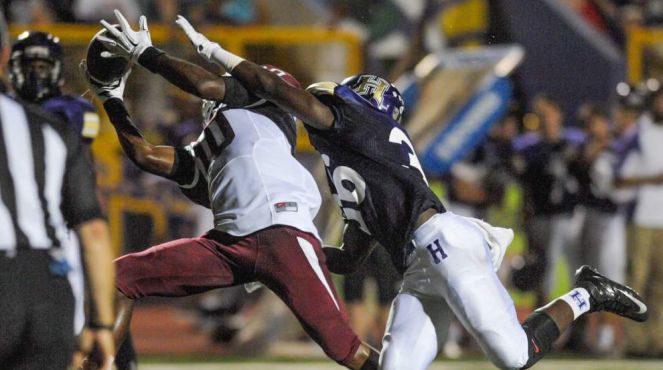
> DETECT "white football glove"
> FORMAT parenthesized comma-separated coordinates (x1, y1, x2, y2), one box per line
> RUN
(98, 9, 153, 64)
(80, 60, 130, 103)
(175, 15, 244, 70)
(175, 15, 219, 62)
(460, 216, 514, 271)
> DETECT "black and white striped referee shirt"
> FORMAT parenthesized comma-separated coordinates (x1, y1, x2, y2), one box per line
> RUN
(0, 91, 102, 252)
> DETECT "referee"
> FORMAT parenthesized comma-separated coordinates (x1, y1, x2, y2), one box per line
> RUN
(0, 11, 115, 370)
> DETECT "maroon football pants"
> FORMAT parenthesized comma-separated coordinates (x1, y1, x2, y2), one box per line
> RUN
(115, 226, 360, 366)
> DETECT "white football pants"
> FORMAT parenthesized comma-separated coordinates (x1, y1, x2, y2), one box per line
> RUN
(381, 212, 529, 370)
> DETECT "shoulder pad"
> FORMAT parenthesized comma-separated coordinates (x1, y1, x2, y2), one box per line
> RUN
(42, 95, 100, 142)
(80, 111, 101, 141)
(306, 82, 338, 97)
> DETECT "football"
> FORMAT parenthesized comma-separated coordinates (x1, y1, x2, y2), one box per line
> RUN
(85, 27, 129, 84)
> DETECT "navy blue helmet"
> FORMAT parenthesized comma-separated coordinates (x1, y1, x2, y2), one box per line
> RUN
(341, 74, 405, 123)
(10, 31, 64, 102)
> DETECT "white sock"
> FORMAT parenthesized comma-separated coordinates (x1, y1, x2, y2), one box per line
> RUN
(558, 288, 592, 320)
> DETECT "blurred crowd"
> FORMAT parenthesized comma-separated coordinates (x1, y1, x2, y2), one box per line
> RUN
(444, 80, 663, 358)
(563, 0, 663, 47)
(5, 0, 663, 361)
(1, 0, 269, 26)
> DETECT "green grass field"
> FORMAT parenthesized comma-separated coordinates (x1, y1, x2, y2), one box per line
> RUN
(140, 359, 663, 370)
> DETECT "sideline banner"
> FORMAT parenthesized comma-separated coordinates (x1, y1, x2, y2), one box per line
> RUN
(419, 76, 512, 176)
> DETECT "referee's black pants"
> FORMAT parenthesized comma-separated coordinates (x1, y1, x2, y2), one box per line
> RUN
(0, 249, 75, 370)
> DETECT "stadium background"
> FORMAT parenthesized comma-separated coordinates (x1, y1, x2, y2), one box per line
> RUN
(5, 0, 663, 368)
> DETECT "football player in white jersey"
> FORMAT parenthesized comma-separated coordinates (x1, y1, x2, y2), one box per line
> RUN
(80, 11, 379, 370)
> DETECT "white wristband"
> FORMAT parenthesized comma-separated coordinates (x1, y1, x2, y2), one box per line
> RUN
(209, 45, 245, 71)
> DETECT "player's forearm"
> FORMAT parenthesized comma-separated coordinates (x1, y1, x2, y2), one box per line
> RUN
(615, 173, 663, 188)
(231, 61, 334, 129)
(325, 242, 377, 274)
(77, 218, 116, 327)
(103, 98, 175, 177)
(138, 47, 226, 101)
(230, 60, 283, 102)
(324, 224, 378, 274)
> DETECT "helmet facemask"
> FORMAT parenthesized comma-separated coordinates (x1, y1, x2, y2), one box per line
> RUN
(10, 32, 64, 103)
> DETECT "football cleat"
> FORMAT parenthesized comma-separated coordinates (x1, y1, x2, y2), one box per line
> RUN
(574, 265, 648, 322)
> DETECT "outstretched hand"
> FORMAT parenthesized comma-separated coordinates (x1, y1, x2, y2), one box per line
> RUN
(80, 60, 131, 103)
(174, 15, 222, 63)
(98, 9, 153, 63)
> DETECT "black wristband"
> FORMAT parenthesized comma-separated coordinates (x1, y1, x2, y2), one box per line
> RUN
(168, 147, 197, 184)
(88, 321, 114, 330)
(103, 98, 129, 121)
(138, 46, 166, 73)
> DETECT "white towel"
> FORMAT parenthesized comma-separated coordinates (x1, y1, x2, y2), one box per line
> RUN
(461, 216, 514, 271)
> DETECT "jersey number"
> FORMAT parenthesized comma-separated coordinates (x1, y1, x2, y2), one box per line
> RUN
(188, 113, 236, 183)
(193, 113, 235, 169)
(321, 154, 370, 234)
(389, 127, 428, 184)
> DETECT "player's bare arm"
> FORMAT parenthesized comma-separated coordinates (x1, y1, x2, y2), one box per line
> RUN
(615, 172, 663, 188)
(324, 223, 379, 275)
(97, 10, 332, 128)
(139, 52, 263, 109)
(80, 61, 176, 178)
(76, 219, 116, 368)
(174, 15, 335, 130)
(60, 135, 117, 369)
(104, 99, 176, 177)
(139, 50, 228, 101)
(231, 61, 334, 129)
(97, 10, 261, 109)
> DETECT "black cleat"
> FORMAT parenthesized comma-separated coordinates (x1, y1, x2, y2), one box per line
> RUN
(574, 265, 648, 322)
